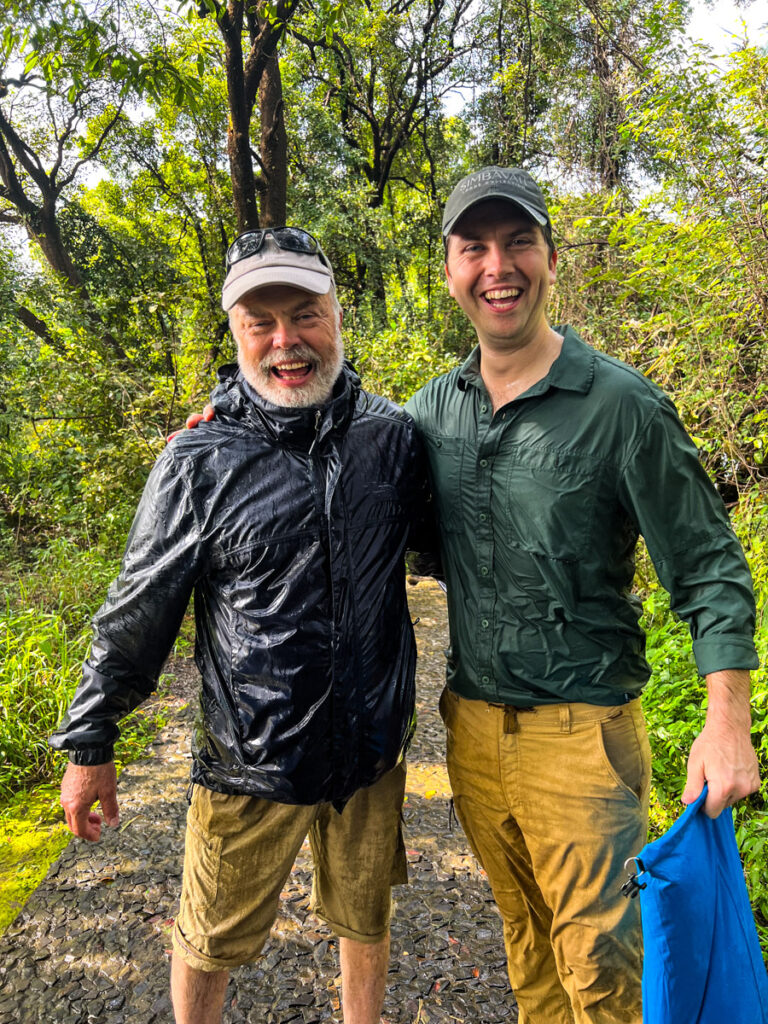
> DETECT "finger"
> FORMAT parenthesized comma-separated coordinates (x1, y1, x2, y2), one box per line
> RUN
(203, 404, 215, 420)
(69, 806, 102, 842)
(166, 430, 180, 442)
(703, 789, 730, 819)
(681, 762, 705, 807)
(186, 413, 205, 429)
(99, 791, 120, 828)
(85, 812, 103, 841)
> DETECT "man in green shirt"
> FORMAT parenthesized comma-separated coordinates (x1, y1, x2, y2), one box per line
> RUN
(405, 167, 761, 1023)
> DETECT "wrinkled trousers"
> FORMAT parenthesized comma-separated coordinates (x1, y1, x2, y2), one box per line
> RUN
(440, 688, 650, 1024)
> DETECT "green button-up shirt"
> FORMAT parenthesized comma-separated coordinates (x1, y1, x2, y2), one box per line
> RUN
(405, 326, 758, 706)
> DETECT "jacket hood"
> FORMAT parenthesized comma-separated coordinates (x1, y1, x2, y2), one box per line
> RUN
(210, 361, 362, 451)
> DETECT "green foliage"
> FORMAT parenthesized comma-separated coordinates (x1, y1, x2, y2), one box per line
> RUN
(346, 319, 458, 404)
(0, 786, 70, 932)
(551, 48, 768, 495)
(641, 584, 707, 804)
(0, 538, 172, 934)
(0, 603, 88, 799)
(8, 0, 206, 109)
(0, 540, 166, 801)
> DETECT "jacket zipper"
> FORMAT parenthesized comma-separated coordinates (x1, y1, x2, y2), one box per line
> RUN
(308, 409, 322, 456)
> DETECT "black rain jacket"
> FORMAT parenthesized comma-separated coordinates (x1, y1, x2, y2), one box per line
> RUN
(50, 364, 430, 806)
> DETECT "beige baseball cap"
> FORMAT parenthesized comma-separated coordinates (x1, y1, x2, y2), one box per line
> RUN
(221, 234, 334, 311)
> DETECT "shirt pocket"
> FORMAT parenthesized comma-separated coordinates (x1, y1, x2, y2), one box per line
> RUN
(423, 433, 465, 534)
(503, 447, 601, 562)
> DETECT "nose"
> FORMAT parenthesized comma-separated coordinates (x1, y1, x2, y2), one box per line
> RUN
(271, 317, 300, 349)
(483, 240, 511, 278)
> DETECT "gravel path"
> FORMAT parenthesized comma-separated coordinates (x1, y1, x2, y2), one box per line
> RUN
(0, 581, 518, 1023)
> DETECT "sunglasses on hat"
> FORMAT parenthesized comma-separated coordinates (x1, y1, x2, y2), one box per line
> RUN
(226, 227, 330, 269)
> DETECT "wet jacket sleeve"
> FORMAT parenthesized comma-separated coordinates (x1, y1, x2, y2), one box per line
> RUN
(49, 450, 205, 764)
(617, 394, 758, 676)
(402, 410, 443, 579)
(403, 397, 444, 577)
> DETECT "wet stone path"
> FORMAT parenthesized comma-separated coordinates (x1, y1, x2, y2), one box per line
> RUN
(0, 581, 519, 1023)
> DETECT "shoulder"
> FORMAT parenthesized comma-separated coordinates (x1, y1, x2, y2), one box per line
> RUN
(357, 389, 406, 418)
(581, 344, 673, 431)
(404, 368, 463, 427)
(356, 389, 417, 432)
(163, 420, 243, 465)
(592, 348, 665, 402)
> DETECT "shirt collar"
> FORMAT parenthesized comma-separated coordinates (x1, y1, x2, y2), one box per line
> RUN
(457, 325, 595, 396)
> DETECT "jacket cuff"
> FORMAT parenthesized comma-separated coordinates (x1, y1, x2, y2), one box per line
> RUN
(67, 747, 115, 766)
(693, 635, 760, 677)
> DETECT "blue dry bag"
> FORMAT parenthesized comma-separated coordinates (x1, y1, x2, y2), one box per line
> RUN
(625, 786, 768, 1024)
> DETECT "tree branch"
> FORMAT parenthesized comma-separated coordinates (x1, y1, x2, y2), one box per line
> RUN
(14, 303, 67, 355)
(60, 99, 127, 189)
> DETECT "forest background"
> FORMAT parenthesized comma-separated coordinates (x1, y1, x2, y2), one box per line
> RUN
(1, 0, 767, 951)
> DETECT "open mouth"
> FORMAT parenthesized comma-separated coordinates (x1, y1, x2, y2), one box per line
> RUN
(482, 287, 522, 311)
(270, 360, 314, 385)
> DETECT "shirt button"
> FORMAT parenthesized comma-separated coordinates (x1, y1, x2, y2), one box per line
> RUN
(480, 566, 489, 576)
(479, 459, 488, 467)
(481, 619, 489, 628)
(482, 675, 491, 685)
(480, 404, 488, 413)
(479, 513, 487, 522)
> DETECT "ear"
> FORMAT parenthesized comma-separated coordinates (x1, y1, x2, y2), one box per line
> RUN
(549, 249, 558, 284)
(444, 263, 456, 298)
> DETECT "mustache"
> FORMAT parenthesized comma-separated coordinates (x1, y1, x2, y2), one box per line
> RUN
(260, 345, 319, 371)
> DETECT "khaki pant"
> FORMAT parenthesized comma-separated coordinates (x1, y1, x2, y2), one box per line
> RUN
(440, 689, 650, 1024)
(173, 762, 408, 971)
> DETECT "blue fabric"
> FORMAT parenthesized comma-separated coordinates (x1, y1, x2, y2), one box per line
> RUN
(634, 786, 768, 1023)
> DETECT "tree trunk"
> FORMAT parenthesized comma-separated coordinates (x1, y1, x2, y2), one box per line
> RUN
(224, 24, 261, 232)
(258, 52, 288, 227)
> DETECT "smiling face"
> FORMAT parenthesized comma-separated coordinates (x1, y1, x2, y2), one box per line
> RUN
(229, 285, 344, 408)
(444, 199, 557, 354)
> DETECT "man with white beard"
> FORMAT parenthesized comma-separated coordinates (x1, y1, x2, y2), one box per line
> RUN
(51, 227, 431, 1024)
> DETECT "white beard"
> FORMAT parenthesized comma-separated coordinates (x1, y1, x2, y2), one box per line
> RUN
(238, 334, 345, 408)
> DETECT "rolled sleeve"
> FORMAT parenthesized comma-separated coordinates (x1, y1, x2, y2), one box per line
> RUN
(618, 395, 758, 676)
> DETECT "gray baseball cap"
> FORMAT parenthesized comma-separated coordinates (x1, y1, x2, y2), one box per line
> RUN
(442, 166, 551, 239)
(221, 237, 334, 311)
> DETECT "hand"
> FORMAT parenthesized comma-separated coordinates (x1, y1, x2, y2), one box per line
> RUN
(682, 670, 760, 818)
(60, 761, 120, 842)
(167, 404, 215, 442)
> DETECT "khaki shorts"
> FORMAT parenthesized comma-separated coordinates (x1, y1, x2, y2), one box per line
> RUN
(172, 762, 407, 971)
